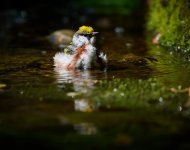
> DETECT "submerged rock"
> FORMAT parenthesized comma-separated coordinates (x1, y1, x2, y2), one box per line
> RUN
(47, 29, 75, 47)
(120, 53, 157, 65)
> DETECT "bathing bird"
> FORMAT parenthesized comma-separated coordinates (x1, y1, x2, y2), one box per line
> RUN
(53, 26, 107, 70)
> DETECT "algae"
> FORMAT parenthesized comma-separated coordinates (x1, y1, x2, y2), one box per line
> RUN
(78, 78, 186, 112)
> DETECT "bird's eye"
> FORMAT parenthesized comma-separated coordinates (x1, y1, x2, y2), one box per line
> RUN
(79, 34, 93, 37)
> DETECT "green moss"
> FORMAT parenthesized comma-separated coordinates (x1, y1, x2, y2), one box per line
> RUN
(79, 78, 184, 111)
(147, 0, 190, 53)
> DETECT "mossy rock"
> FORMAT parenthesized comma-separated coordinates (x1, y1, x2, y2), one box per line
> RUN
(147, 0, 190, 53)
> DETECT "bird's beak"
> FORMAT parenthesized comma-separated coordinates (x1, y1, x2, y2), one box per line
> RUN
(92, 32, 98, 35)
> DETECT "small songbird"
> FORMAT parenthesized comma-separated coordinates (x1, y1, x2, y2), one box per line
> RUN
(53, 26, 107, 70)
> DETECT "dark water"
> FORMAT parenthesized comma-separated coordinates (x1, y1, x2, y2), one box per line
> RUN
(1, 6, 190, 150)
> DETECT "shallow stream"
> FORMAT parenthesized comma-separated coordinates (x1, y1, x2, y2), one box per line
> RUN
(0, 8, 190, 149)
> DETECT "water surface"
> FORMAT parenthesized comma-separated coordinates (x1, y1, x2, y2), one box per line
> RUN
(0, 10, 190, 150)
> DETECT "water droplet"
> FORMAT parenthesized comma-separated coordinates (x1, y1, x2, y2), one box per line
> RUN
(178, 106, 182, 112)
(159, 97, 163, 103)
(120, 93, 125, 96)
(113, 88, 117, 92)
(151, 83, 156, 87)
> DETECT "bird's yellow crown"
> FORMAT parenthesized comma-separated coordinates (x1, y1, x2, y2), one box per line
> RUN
(77, 26, 94, 34)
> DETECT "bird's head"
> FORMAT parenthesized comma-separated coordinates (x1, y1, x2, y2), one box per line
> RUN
(72, 26, 98, 47)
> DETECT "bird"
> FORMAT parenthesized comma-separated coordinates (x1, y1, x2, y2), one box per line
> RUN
(53, 26, 107, 70)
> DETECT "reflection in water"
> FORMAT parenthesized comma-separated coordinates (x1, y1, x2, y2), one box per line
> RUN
(54, 68, 96, 92)
(54, 67, 102, 112)
(74, 123, 97, 135)
(55, 68, 98, 135)
(75, 99, 93, 112)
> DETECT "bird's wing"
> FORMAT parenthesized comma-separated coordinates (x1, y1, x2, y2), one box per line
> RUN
(64, 44, 76, 54)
